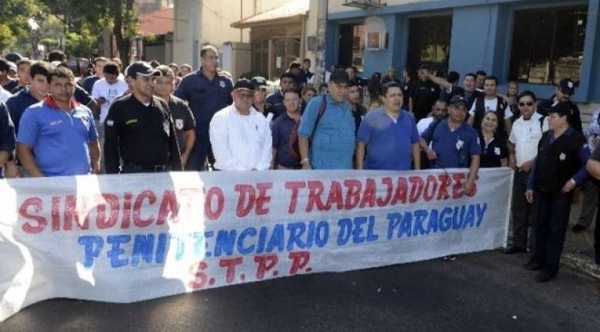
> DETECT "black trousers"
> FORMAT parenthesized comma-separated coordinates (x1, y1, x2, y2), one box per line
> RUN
(511, 170, 536, 251)
(532, 190, 573, 276)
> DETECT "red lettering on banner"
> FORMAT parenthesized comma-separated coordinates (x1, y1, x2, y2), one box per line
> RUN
(377, 177, 393, 207)
(255, 183, 272, 216)
(219, 257, 244, 284)
(408, 176, 424, 203)
(437, 174, 451, 200)
(359, 178, 376, 208)
(96, 194, 119, 229)
(235, 184, 255, 217)
(204, 186, 224, 220)
(254, 254, 278, 280)
(63, 195, 90, 231)
(306, 181, 326, 212)
(344, 179, 361, 210)
(423, 175, 438, 202)
(285, 181, 306, 214)
(391, 177, 408, 205)
(289, 251, 310, 275)
(157, 190, 179, 225)
(133, 190, 156, 228)
(120, 192, 133, 229)
(51, 196, 61, 231)
(188, 261, 209, 290)
(452, 173, 466, 199)
(324, 180, 343, 210)
(19, 197, 46, 234)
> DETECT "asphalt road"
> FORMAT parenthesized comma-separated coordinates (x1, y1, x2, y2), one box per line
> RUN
(1, 251, 599, 332)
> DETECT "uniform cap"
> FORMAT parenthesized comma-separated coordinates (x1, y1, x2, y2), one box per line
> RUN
(449, 95, 467, 107)
(233, 78, 255, 92)
(329, 68, 350, 84)
(251, 76, 267, 88)
(546, 101, 572, 117)
(126, 61, 160, 78)
(558, 78, 575, 95)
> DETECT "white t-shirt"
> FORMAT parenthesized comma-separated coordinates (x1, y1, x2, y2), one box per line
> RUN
(91, 78, 129, 123)
(416, 116, 434, 135)
(469, 97, 513, 119)
(509, 112, 548, 167)
(0, 86, 11, 103)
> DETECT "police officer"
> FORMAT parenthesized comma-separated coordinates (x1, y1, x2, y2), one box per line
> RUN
(103, 61, 182, 174)
(524, 101, 589, 282)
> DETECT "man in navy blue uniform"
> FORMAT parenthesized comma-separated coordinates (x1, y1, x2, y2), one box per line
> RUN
(0, 101, 15, 178)
(174, 45, 233, 171)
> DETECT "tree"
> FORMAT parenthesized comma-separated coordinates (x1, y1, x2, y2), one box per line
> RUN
(0, 0, 47, 54)
(41, 0, 140, 65)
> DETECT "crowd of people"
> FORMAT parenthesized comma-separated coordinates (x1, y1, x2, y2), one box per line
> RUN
(0, 45, 599, 283)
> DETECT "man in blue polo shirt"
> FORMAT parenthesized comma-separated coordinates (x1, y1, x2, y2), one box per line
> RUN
(174, 45, 233, 171)
(421, 95, 481, 194)
(16, 66, 100, 177)
(356, 82, 420, 170)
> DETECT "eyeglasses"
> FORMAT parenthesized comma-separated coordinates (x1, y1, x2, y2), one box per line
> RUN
(518, 102, 534, 107)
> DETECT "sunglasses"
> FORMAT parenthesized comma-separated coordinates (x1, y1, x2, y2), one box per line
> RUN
(518, 102, 534, 107)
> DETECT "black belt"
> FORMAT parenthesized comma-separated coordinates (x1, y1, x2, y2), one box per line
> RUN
(124, 163, 167, 171)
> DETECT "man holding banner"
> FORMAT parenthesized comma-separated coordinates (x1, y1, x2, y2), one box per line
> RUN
(209, 78, 272, 171)
(525, 101, 589, 282)
(16, 66, 100, 177)
(420, 95, 480, 195)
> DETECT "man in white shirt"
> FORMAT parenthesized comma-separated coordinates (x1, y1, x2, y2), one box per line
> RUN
(416, 99, 448, 135)
(467, 76, 512, 135)
(505, 91, 547, 254)
(209, 78, 272, 171)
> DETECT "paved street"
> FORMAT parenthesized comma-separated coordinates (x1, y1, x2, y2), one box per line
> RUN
(1, 250, 599, 332)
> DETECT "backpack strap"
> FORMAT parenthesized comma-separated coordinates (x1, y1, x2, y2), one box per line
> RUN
(310, 95, 328, 138)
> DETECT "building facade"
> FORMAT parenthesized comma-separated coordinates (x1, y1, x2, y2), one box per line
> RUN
(325, 0, 600, 113)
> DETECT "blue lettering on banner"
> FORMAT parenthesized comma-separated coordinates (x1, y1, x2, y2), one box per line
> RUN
(337, 216, 379, 245)
(107, 235, 131, 268)
(386, 203, 488, 240)
(78, 235, 104, 268)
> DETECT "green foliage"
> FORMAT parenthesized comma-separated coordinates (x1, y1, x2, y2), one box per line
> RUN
(0, 24, 17, 52)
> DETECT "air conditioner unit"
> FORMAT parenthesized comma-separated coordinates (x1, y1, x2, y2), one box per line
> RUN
(365, 31, 387, 50)
(343, 0, 386, 9)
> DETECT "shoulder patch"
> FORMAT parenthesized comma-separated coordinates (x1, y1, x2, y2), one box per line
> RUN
(106, 120, 114, 126)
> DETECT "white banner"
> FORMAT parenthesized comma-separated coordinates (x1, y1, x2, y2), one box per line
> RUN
(0, 169, 512, 322)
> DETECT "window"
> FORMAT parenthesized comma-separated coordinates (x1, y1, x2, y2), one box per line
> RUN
(338, 24, 365, 72)
(407, 15, 452, 73)
(509, 6, 587, 84)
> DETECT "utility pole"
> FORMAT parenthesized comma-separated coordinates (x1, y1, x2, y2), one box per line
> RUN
(313, 0, 328, 87)
(190, 0, 201, 69)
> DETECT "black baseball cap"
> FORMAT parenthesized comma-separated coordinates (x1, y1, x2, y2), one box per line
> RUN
(126, 61, 160, 78)
(449, 95, 467, 107)
(558, 78, 575, 95)
(546, 101, 572, 117)
(233, 78, 255, 92)
(251, 76, 267, 88)
(329, 68, 350, 84)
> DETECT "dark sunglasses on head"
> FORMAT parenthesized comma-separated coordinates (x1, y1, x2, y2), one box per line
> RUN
(519, 102, 534, 107)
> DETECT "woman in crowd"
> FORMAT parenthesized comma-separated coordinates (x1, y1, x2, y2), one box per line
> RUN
(477, 111, 508, 167)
